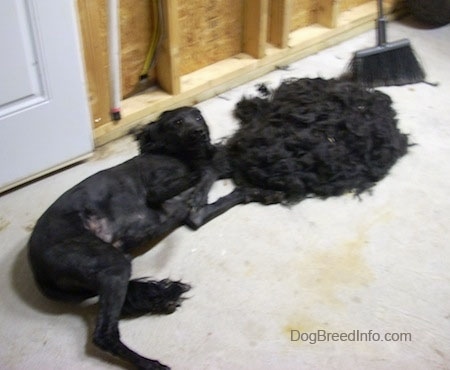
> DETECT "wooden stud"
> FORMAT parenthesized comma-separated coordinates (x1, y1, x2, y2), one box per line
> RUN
(268, 0, 292, 48)
(156, 0, 180, 94)
(77, 0, 110, 128)
(317, 0, 339, 28)
(242, 0, 269, 59)
(341, 0, 371, 12)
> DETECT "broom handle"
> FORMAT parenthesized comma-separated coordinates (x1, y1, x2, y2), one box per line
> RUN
(376, 0, 387, 46)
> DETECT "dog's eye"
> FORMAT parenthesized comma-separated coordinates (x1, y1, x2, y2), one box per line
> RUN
(195, 115, 202, 121)
(174, 119, 183, 126)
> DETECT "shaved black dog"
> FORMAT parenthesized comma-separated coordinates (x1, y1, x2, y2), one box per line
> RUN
(29, 107, 222, 370)
(29, 106, 281, 370)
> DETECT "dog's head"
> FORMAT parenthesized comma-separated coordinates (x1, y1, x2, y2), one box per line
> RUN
(136, 107, 215, 160)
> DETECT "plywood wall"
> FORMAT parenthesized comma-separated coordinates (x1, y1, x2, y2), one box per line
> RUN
(291, 0, 318, 30)
(177, 0, 243, 76)
(341, 0, 372, 11)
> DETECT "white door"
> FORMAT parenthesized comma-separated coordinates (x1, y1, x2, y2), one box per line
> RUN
(0, 0, 94, 193)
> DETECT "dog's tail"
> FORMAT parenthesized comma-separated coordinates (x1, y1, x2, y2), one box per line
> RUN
(121, 278, 191, 316)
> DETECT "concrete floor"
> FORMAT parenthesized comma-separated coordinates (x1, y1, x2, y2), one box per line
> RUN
(1, 19, 449, 370)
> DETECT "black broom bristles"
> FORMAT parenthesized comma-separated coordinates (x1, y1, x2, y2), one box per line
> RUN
(348, 39, 426, 87)
(346, 0, 426, 88)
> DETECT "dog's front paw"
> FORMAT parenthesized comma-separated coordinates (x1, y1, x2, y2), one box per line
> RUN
(261, 190, 285, 205)
(138, 358, 170, 370)
(243, 188, 285, 205)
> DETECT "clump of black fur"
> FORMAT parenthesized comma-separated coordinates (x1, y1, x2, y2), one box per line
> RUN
(226, 77, 408, 202)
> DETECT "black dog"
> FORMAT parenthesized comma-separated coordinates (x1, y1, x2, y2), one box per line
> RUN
(28, 107, 223, 370)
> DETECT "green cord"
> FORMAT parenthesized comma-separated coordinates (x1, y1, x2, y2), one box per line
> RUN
(140, 0, 161, 79)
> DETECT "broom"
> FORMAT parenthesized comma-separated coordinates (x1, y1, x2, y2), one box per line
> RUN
(348, 0, 426, 87)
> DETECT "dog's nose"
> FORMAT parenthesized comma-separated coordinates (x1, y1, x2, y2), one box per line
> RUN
(191, 128, 207, 138)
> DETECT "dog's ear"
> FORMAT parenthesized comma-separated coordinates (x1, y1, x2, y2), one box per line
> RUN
(130, 124, 147, 141)
(134, 122, 166, 154)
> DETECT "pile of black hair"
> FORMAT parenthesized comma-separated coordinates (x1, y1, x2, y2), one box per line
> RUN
(225, 77, 409, 203)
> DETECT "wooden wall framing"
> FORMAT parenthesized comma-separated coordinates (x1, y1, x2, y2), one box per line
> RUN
(77, 0, 402, 146)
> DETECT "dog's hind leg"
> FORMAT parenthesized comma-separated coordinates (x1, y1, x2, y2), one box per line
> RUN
(30, 235, 170, 369)
(93, 265, 170, 370)
(88, 248, 171, 369)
